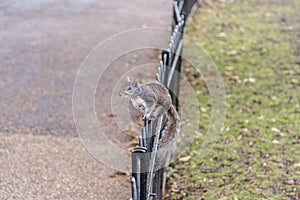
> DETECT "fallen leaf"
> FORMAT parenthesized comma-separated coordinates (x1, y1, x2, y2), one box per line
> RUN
(130, 138, 139, 145)
(127, 146, 135, 152)
(206, 9, 214, 14)
(258, 115, 264, 120)
(200, 107, 207, 112)
(271, 127, 280, 133)
(282, 70, 295, 75)
(225, 66, 234, 71)
(272, 140, 280, 144)
(195, 130, 203, 137)
(228, 50, 237, 56)
(291, 79, 299, 84)
(242, 128, 248, 132)
(109, 171, 129, 178)
(109, 174, 116, 178)
(171, 182, 179, 192)
(115, 171, 130, 176)
(102, 113, 116, 117)
(217, 32, 227, 38)
(243, 77, 256, 83)
(293, 163, 300, 168)
(282, 26, 294, 31)
(179, 155, 192, 162)
(229, 75, 241, 83)
(265, 12, 272, 17)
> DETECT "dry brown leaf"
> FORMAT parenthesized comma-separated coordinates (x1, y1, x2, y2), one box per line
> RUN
(179, 155, 192, 162)
(271, 127, 280, 133)
(130, 138, 139, 145)
(127, 146, 135, 152)
(229, 75, 241, 83)
(225, 66, 234, 71)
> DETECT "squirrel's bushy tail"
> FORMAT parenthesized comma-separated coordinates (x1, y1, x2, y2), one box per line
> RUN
(156, 105, 180, 168)
(160, 105, 180, 147)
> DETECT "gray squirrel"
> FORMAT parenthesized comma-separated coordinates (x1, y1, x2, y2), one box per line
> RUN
(119, 77, 181, 167)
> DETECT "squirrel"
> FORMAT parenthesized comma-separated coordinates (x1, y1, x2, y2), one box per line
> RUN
(119, 77, 181, 167)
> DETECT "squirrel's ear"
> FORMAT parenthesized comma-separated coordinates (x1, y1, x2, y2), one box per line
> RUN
(126, 76, 131, 82)
(133, 79, 139, 87)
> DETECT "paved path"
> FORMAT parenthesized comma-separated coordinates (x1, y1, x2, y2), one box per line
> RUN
(0, 0, 171, 199)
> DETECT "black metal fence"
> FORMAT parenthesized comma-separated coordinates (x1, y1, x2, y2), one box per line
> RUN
(130, 1, 199, 199)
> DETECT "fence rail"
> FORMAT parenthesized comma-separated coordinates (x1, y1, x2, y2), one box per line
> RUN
(130, 1, 199, 199)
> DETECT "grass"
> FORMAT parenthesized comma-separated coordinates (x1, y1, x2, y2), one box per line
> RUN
(166, 0, 300, 199)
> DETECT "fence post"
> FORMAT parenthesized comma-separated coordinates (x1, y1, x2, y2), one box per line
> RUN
(132, 147, 148, 200)
(130, 1, 199, 199)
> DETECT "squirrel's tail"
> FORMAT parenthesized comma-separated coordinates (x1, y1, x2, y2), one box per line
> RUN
(160, 105, 180, 147)
(156, 104, 180, 169)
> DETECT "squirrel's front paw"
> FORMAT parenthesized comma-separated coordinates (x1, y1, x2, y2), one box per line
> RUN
(142, 114, 147, 120)
(142, 113, 151, 120)
(143, 115, 157, 121)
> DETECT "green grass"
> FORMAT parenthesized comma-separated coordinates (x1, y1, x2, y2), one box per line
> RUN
(167, 0, 300, 199)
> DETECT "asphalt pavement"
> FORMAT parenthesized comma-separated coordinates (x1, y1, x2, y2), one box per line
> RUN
(0, 0, 171, 199)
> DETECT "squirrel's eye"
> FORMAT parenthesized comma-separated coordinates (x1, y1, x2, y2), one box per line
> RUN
(127, 86, 132, 90)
